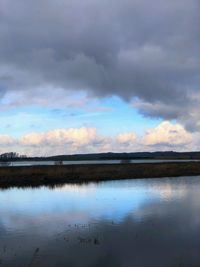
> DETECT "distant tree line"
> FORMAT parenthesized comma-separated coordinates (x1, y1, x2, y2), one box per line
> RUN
(1, 151, 200, 161)
(0, 152, 27, 160)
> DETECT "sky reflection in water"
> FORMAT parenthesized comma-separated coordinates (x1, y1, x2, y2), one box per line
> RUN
(0, 177, 199, 267)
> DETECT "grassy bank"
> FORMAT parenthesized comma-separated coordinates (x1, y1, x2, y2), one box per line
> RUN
(0, 162, 200, 188)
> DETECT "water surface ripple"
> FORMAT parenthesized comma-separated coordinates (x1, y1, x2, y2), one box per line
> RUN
(0, 176, 200, 266)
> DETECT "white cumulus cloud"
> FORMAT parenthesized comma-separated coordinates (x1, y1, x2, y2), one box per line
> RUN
(0, 122, 198, 156)
(142, 121, 192, 147)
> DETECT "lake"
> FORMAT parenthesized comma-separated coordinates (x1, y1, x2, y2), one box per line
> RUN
(1, 158, 200, 167)
(1, 176, 200, 266)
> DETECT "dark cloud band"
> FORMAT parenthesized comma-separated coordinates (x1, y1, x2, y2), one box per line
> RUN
(0, 0, 199, 130)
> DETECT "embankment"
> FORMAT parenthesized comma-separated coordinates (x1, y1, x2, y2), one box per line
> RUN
(0, 162, 200, 187)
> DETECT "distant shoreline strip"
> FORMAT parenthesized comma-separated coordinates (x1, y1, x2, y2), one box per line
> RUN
(0, 162, 200, 188)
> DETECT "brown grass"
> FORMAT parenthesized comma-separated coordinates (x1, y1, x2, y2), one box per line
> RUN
(0, 162, 200, 188)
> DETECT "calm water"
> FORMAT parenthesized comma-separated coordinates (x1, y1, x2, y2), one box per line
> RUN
(1, 176, 200, 266)
(2, 159, 200, 167)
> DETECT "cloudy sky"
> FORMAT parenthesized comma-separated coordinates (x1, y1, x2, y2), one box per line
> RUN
(0, 0, 199, 156)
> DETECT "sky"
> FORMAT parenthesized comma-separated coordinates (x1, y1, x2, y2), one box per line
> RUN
(0, 0, 200, 156)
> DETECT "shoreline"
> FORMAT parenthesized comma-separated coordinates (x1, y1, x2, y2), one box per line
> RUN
(1, 162, 200, 188)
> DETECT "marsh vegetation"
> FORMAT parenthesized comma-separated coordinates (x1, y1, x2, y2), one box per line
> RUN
(1, 162, 200, 187)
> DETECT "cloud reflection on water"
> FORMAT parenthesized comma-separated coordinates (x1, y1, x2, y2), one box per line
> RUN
(0, 178, 187, 229)
(0, 177, 196, 267)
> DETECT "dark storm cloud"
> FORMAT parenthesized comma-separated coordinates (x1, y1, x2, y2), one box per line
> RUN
(0, 0, 200, 129)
